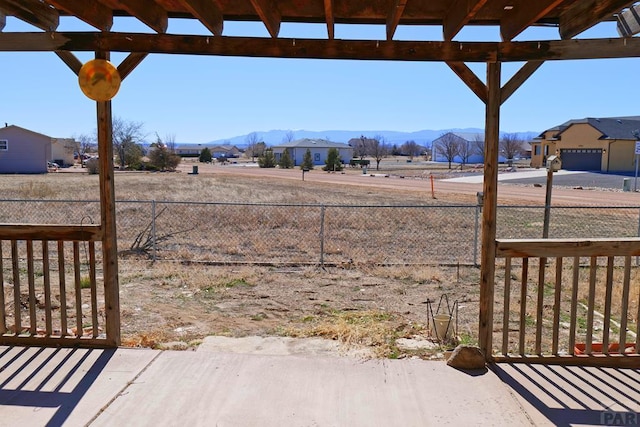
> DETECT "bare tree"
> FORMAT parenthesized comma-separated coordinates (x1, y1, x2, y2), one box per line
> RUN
(74, 133, 95, 167)
(371, 134, 390, 170)
(457, 139, 477, 169)
(500, 133, 526, 165)
(164, 133, 177, 153)
(400, 140, 420, 160)
(245, 132, 264, 161)
(354, 135, 368, 160)
(112, 117, 145, 170)
(435, 133, 461, 169)
(282, 130, 295, 143)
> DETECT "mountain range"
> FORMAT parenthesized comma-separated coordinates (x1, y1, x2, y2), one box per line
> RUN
(196, 128, 539, 148)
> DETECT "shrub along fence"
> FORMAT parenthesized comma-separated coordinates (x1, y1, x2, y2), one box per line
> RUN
(2, 199, 639, 266)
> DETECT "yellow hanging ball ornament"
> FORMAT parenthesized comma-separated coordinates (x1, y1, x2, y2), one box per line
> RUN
(78, 59, 121, 101)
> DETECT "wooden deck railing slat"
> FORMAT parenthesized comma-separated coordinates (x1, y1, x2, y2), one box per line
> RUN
(602, 256, 615, 354)
(73, 242, 82, 338)
(519, 258, 528, 356)
(569, 256, 579, 355)
(26, 240, 36, 335)
(536, 258, 545, 355)
(552, 257, 562, 355)
(620, 256, 631, 353)
(89, 241, 98, 338)
(12, 240, 21, 334)
(0, 242, 5, 334)
(586, 256, 597, 354)
(502, 257, 511, 355)
(42, 241, 52, 336)
(58, 240, 67, 337)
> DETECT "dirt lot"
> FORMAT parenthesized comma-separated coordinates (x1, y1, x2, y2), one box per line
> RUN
(4, 161, 640, 358)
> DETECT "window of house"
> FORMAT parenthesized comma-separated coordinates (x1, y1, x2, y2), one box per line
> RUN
(0, 140, 7, 151)
(314, 153, 320, 161)
(544, 145, 549, 155)
(534, 145, 540, 155)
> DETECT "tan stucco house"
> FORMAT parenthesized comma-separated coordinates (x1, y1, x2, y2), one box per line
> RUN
(531, 116, 640, 173)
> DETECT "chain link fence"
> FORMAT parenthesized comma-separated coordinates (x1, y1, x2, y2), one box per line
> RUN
(1, 199, 639, 265)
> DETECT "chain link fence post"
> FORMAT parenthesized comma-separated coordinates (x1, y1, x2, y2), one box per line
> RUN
(152, 199, 157, 261)
(473, 205, 480, 267)
(319, 205, 326, 267)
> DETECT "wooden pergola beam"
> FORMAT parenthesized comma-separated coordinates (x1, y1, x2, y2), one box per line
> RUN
(446, 61, 487, 103)
(180, 0, 223, 37)
(249, 0, 281, 38)
(100, 0, 168, 33)
(4, 32, 640, 63)
(386, 0, 408, 41)
(55, 50, 82, 74)
(0, 0, 59, 31)
(45, 0, 112, 31)
(479, 60, 501, 363)
(559, 0, 632, 39)
(324, 0, 334, 40)
(500, 0, 564, 41)
(117, 52, 147, 80)
(443, 0, 488, 41)
(0, 12, 5, 31)
(501, 60, 544, 104)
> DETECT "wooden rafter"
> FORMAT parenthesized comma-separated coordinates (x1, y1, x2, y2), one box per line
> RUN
(559, 0, 632, 39)
(500, 0, 564, 41)
(0, 0, 58, 31)
(117, 52, 147, 80)
(55, 50, 82, 74)
(99, 0, 168, 34)
(324, 0, 334, 40)
(249, 0, 281, 38)
(446, 61, 487, 103)
(443, 0, 488, 41)
(386, 0, 408, 41)
(180, 0, 223, 37)
(45, 0, 112, 31)
(0, 12, 5, 31)
(500, 60, 544, 104)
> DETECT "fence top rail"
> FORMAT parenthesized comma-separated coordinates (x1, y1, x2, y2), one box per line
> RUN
(0, 224, 102, 241)
(496, 238, 640, 258)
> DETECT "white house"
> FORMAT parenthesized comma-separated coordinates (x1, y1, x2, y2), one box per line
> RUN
(51, 137, 76, 166)
(272, 139, 353, 166)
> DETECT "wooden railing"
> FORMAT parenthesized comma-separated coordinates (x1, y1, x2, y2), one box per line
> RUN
(0, 224, 116, 347)
(492, 238, 640, 367)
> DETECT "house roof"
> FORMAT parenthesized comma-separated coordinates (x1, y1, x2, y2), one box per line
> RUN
(274, 139, 352, 149)
(0, 124, 52, 140)
(542, 116, 640, 140)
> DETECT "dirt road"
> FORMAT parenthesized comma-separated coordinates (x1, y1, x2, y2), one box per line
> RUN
(179, 162, 640, 207)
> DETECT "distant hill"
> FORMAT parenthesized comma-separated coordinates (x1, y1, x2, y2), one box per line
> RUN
(177, 128, 538, 148)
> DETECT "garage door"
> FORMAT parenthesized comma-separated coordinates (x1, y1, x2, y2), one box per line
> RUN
(559, 149, 602, 171)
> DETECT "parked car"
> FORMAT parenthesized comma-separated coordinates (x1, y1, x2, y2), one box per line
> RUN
(47, 161, 59, 172)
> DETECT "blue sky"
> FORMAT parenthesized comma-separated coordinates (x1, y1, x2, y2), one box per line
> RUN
(1, 16, 637, 143)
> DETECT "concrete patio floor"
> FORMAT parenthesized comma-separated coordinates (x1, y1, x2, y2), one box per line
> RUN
(1, 340, 639, 426)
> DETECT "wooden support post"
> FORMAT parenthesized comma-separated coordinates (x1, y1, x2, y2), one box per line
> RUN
(96, 51, 120, 347)
(479, 61, 501, 362)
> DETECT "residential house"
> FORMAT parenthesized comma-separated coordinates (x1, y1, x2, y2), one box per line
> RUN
(175, 143, 242, 158)
(432, 132, 490, 164)
(272, 139, 353, 166)
(0, 124, 52, 173)
(51, 137, 76, 166)
(530, 116, 640, 172)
